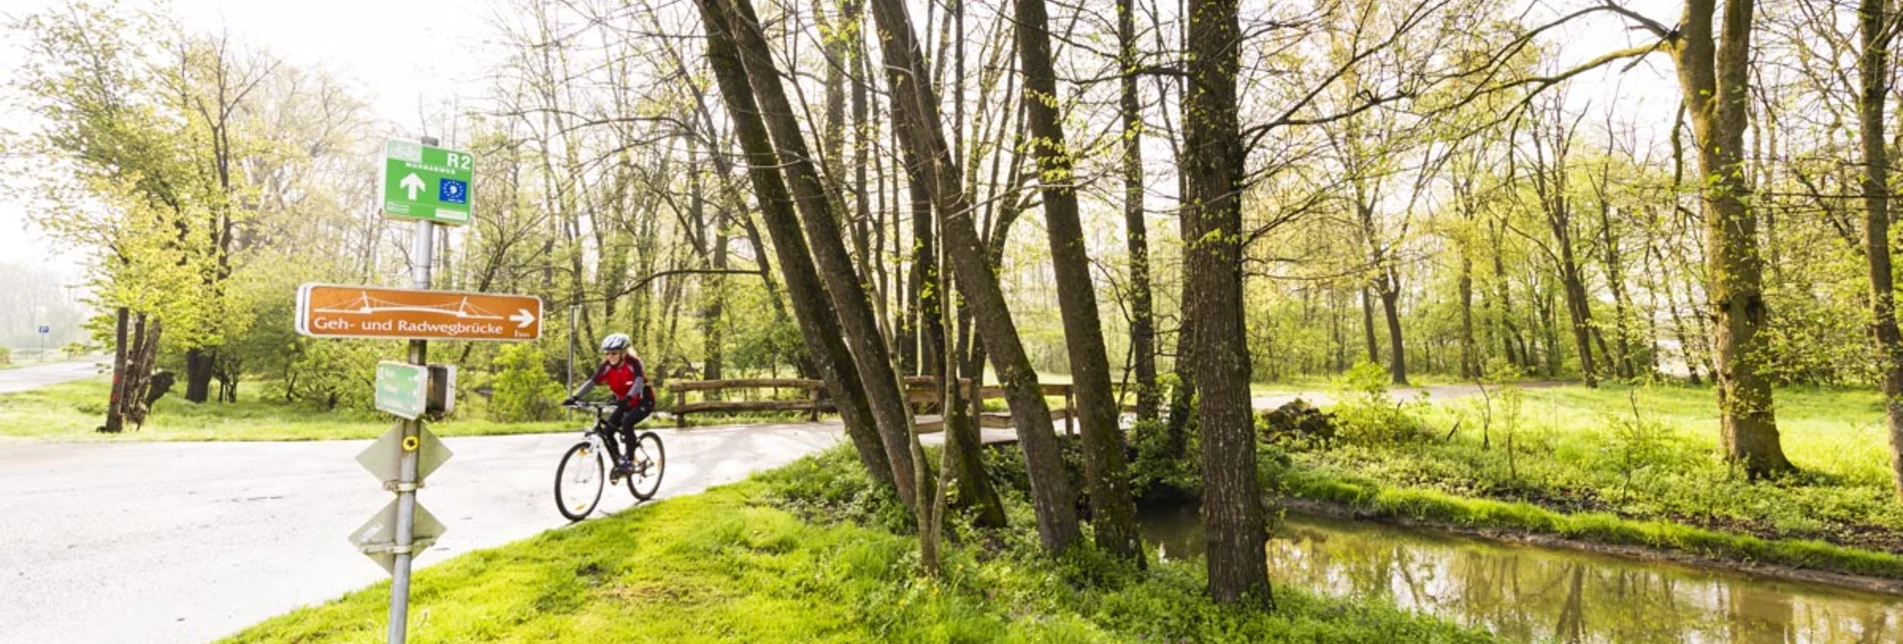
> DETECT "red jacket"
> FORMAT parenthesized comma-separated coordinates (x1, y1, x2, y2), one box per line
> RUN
(592, 357, 647, 403)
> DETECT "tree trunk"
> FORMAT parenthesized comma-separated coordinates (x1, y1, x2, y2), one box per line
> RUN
(712, 0, 929, 510)
(695, 0, 896, 492)
(1857, 0, 1903, 499)
(1013, 0, 1142, 560)
(1376, 272, 1408, 385)
(103, 306, 129, 433)
(1163, 301, 1196, 457)
(1490, 222, 1528, 372)
(865, 0, 1083, 552)
(123, 315, 161, 427)
(1672, 0, 1793, 478)
(1598, 202, 1636, 379)
(1560, 258, 1598, 387)
(1119, 0, 1160, 421)
(184, 348, 213, 403)
(1184, 0, 1270, 607)
(1460, 252, 1477, 379)
(1544, 188, 1599, 385)
(695, 138, 727, 384)
(1361, 286, 1380, 364)
(905, 152, 938, 377)
(942, 241, 1008, 528)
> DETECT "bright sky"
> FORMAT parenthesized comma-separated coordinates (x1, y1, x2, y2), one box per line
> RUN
(0, 0, 499, 281)
(0, 0, 1681, 284)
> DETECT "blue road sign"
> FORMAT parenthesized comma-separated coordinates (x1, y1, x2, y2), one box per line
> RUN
(38, 326, 49, 334)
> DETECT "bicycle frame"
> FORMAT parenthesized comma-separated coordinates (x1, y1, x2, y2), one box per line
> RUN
(571, 403, 624, 462)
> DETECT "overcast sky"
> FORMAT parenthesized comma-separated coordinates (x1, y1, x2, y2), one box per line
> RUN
(0, 0, 1679, 285)
(0, 0, 499, 282)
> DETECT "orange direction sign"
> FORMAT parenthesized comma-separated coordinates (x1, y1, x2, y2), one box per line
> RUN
(297, 284, 542, 341)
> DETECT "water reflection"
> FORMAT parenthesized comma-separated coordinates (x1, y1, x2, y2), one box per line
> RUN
(1139, 505, 1903, 643)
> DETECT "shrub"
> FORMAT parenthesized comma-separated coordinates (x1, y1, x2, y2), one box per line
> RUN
(489, 343, 566, 422)
(1257, 398, 1337, 449)
(1330, 361, 1428, 444)
(283, 339, 381, 410)
(1128, 418, 1202, 502)
(0, 347, 11, 365)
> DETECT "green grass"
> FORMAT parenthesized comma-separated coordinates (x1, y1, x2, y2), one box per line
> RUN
(1284, 382, 1903, 561)
(0, 377, 863, 442)
(1281, 468, 1903, 579)
(224, 448, 1489, 643)
(0, 352, 92, 370)
(0, 378, 574, 441)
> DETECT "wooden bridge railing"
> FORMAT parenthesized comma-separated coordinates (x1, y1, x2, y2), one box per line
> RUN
(663, 377, 1075, 434)
(664, 378, 827, 426)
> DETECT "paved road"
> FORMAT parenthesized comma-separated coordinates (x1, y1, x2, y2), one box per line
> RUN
(0, 359, 106, 394)
(0, 423, 850, 644)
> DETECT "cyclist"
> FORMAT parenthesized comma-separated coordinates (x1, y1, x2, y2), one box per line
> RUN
(563, 333, 654, 477)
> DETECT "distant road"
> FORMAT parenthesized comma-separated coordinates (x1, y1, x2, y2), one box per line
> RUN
(1251, 381, 1568, 410)
(0, 359, 104, 394)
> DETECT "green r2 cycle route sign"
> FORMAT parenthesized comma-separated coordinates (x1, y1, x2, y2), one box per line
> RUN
(383, 139, 474, 225)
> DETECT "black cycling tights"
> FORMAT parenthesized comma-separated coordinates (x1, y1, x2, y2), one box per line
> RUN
(601, 400, 652, 461)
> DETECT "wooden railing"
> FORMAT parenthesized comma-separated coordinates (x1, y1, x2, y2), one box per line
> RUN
(664, 378, 827, 426)
(662, 377, 1075, 434)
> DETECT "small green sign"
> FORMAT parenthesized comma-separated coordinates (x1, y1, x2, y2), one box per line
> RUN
(375, 361, 428, 420)
(383, 139, 473, 225)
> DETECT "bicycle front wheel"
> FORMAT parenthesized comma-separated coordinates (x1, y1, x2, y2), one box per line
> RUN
(625, 431, 666, 501)
(555, 441, 605, 521)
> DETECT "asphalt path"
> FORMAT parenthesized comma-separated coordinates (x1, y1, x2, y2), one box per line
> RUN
(0, 359, 106, 394)
(0, 423, 848, 644)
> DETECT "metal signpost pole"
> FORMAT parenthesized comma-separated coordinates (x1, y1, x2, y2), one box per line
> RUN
(387, 136, 440, 644)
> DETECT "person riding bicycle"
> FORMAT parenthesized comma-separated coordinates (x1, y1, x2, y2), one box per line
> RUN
(562, 333, 654, 478)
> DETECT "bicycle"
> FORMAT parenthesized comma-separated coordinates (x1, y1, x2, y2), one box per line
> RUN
(554, 401, 666, 522)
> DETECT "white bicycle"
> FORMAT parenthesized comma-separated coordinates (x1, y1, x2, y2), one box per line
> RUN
(554, 401, 665, 521)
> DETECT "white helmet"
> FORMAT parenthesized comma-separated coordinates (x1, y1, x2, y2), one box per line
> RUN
(600, 333, 631, 352)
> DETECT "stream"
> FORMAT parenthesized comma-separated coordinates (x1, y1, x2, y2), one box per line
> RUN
(1138, 505, 1902, 643)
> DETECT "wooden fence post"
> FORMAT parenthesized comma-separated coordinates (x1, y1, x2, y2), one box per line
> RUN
(674, 387, 687, 428)
(1064, 386, 1076, 437)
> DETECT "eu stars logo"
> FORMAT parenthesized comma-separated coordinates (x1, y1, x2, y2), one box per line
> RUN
(439, 178, 468, 205)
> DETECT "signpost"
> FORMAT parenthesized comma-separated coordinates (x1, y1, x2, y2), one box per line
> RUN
(37, 325, 48, 362)
(295, 136, 532, 644)
(382, 139, 474, 225)
(295, 284, 543, 341)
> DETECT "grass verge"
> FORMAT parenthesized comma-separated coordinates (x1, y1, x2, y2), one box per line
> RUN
(223, 448, 1489, 643)
(0, 378, 569, 441)
(1282, 382, 1903, 555)
(1278, 466, 1903, 581)
(0, 378, 851, 441)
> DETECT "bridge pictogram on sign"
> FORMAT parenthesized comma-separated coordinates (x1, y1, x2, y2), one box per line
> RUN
(296, 284, 542, 341)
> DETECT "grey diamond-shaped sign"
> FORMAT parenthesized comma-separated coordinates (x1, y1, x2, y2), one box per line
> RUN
(357, 424, 453, 488)
(348, 498, 447, 574)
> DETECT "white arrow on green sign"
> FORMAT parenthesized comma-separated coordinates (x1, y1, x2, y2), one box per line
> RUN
(383, 139, 473, 225)
(375, 361, 429, 420)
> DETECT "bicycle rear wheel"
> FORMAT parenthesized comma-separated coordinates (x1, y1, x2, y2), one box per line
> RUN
(625, 431, 666, 501)
(555, 441, 605, 521)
